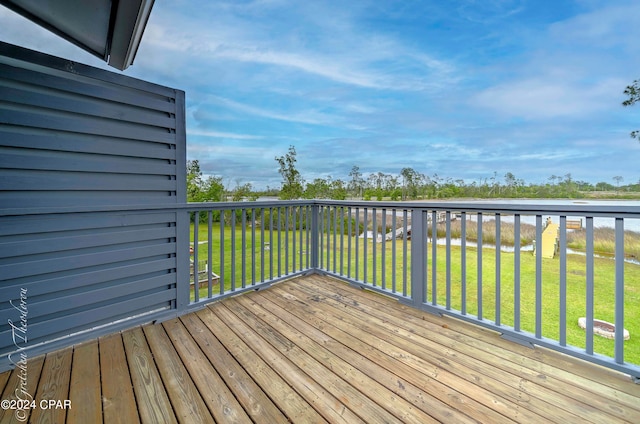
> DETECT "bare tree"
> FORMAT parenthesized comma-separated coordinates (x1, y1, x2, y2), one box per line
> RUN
(623, 80, 639, 139)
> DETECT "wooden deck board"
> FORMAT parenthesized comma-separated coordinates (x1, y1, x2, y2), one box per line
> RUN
(29, 346, 72, 424)
(0, 274, 638, 423)
(161, 316, 252, 424)
(142, 324, 214, 423)
(68, 340, 102, 424)
(194, 307, 328, 423)
(276, 278, 519, 423)
(232, 291, 443, 424)
(0, 354, 44, 424)
(210, 301, 367, 424)
(122, 327, 177, 424)
(226, 295, 403, 423)
(172, 313, 289, 423)
(99, 332, 140, 424)
(293, 277, 593, 422)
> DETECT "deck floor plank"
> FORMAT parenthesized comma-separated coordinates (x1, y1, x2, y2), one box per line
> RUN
(67, 340, 102, 424)
(29, 346, 73, 424)
(316, 276, 640, 422)
(161, 316, 253, 424)
(256, 289, 470, 422)
(232, 292, 443, 424)
(227, 295, 405, 424)
(436, 310, 640, 416)
(0, 274, 638, 423)
(209, 302, 366, 424)
(0, 367, 10, 396)
(142, 324, 214, 424)
(122, 327, 177, 424)
(296, 277, 600, 423)
(273, 278, 523, 423)
(255, 283, 501, 423)
(99, 332, 140, 424)
(174, 313, 289, 423)
(0, 354, 45, 424)
(195, 308, 329, 423)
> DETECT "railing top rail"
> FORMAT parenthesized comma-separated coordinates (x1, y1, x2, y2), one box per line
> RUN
(313, 199, 640, 217)
(2, 199, 640, 217)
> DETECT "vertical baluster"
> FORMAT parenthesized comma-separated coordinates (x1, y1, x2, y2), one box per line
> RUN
(269, 207, 274, 280)
(340, 207, 345, 275)
(586, 216, 594, 354)
(392, 209, 397, 293)
(431, 210, 437, 305)
(277, 207, 282, 277)
(319, 206, 324, 269)
(461, 212, 467, 315)
(477, 213, 483, 320)
(208, 210, 213, 298)
(446, 211, 451, 310)
(285, 206, 289, 274)
(299, 206, 304, 271)
(241, 209, 246, 288)
(373, 208, 377, 286)
(292, 206, 297, 272)
(251, 208, 256, 286)
(231, 209, 236, 291)
(402, 209, 408, 297)
(513, 214, 520, 331)
(309, 205, 313, 269)
(355, 207, 359, 280)
(559, 215, 567, 346)
(261, 208, 265, 283)
(333, 206, 337, 273)
(219, 210, 225, 295)
(326, 206, 330, 272)
(535, 214, 542, 338)
(364, 208, 368, 283)
(382, 208, 387, 291)
(193, 214, 199, 302)
(347, 207, 352, 277)
(615, 217, 625, 364)
(495, 213, 501, 326)
(305, 206, 310, 269)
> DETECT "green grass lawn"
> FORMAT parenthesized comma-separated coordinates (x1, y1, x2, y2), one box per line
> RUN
(191, 223, 640, 365)
(189, 222, 311, 296)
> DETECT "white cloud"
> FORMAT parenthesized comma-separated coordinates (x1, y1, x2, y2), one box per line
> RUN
(473, 77, 625, 120)
(139, 1, 459, 92)
(187, 129, 263, 140)
(205, 95, 341, 126)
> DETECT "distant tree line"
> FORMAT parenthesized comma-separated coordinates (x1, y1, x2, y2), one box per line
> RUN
(270, 146, 639, 201)
(187, 147, 640, 203)
(187, 159, 258, 203)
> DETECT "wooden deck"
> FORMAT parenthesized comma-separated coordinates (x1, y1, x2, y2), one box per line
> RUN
(1, 275, 639, 423)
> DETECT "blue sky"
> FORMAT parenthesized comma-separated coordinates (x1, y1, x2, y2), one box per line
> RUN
(2, 0, 639, 190)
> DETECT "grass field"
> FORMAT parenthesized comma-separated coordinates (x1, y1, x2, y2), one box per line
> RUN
(190, 222, 640, 365)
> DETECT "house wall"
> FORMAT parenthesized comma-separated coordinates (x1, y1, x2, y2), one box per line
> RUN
(0, 42, 187, 371)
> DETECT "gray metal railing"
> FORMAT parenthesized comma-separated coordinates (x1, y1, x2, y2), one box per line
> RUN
(185, 201, 314, 304)
(183, 199, 640, 379)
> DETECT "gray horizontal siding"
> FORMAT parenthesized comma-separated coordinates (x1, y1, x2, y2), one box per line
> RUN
(0, 191, 178, 208)
(0, 42, 187, 371)
(0, 148, 176, 175)
(1, 169, 177, 191)
(0, 130, 177, 159)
